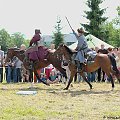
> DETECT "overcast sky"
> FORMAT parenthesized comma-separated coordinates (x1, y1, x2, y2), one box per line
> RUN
(0, 0, 120, 38)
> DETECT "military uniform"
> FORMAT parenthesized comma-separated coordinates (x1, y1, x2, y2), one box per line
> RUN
(73, 31, 89, 63)
(25, 29, 41, 69)
(29, 32, 41, 47)
(72, 28, 90, 72)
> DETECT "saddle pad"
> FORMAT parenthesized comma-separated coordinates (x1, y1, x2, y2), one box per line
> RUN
(16, 91, 37, 95)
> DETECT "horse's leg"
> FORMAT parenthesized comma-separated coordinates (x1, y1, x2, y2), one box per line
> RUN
(81, 72, 92, 90)
(63, 74, 74, 90)
(34, 69, 50, 86)
(108, 74, 114, 91)
(28, 69, 34, 88)
(104, 69, 115, 90)
(74, 73, 77, 82)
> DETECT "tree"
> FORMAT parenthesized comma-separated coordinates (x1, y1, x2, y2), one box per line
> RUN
(101, 6, 120, 47)
(53, 17, 64, 48)
(11, 32, 25, 48)
(0, 29, 11, 52)
(113, 6, 120, 26)
(82, 0, 107, 40)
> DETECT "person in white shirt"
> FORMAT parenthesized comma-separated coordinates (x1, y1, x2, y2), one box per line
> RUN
(0, 46, 4, 82)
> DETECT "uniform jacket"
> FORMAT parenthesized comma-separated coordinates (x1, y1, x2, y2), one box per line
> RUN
(73, 30, 90, 63)
(29, 33, 41, 46)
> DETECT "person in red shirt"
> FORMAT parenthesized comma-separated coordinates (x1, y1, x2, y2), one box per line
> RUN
(29, 29, 41, 47)
(25, 29, 42, 69)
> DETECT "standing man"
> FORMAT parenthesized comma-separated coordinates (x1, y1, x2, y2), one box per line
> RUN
(97, 44, 108, 82)
(0, 46, 4, 83)
(72, 28, 90, 72)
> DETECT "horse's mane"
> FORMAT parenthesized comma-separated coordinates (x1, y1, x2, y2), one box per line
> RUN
(8, 47, 25, 54)
(62, 44, 73, 55)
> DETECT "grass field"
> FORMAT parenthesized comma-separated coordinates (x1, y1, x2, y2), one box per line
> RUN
(0, 82, 120, 120)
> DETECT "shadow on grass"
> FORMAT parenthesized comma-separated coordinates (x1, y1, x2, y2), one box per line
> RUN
(48, 89, 120, 97)
(0, 84, 60, 92)
(1, 83, 120, 97)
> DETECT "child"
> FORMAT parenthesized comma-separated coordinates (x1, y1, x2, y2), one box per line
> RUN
(47, 69, 59, 84)
(38, 73, 47, 83)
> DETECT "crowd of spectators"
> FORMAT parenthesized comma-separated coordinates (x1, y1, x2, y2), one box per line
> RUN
(0, 43, 120, 84)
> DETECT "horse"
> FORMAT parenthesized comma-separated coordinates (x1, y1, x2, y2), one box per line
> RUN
(55, 44, 120, 90)
(4, 47, 67, 86)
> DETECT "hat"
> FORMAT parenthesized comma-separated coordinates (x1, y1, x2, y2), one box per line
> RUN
(35, 29, 41, 34)
(77, 27, 84, 33)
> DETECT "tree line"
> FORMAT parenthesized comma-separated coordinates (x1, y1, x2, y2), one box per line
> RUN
(0, 29, 29, 52)
(54, 0, 120, 48)
(0, 0, 120, 52)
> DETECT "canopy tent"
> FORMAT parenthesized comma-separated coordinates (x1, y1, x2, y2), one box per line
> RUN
(69, 34, 114, 50)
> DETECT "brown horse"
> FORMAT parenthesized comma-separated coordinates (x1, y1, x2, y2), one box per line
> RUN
(55, 44, 120, 90)
(5, 47, 66, 85)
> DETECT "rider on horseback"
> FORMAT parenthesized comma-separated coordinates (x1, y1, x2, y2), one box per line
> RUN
(25, 29, 42, 69)
(72, 27, 90, 72)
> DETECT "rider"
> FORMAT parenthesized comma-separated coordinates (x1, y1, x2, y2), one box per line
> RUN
(29, 29, 42, 47)
(26, 29, 42, 69)
(72, 27, 89, 72)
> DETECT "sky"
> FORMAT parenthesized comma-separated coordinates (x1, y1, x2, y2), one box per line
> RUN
(0, 0, 120, 39)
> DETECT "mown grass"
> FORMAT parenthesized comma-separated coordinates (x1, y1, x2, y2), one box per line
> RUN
(0, 82, 120, 120)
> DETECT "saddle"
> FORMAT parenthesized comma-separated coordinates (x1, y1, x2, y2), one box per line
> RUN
(25, 46, 38, 54)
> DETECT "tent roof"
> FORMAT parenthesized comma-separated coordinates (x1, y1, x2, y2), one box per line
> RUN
(69, 34, 114, 49)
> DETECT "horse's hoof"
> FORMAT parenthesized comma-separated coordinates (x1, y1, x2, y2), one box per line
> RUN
(46, 83, 50, 86)
(63, 88, 68, 90)
(111, 88, 114, 91)
(90, 88, 92, 91)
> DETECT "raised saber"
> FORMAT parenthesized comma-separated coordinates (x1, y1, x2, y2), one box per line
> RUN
(65, 16, 73, 30)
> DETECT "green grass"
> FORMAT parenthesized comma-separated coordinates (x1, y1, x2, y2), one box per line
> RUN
(0, 82, 120, 120)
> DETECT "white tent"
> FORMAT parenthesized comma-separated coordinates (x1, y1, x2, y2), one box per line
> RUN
(69, 34, 114, 50)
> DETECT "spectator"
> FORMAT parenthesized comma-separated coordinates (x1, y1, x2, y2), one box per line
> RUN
(38, 73, 47, 83)
(113, 47, 118, 57)
(6, 45, 20, 83)
(95, 47, 99, 53)
(0, 46, 4, 83)
(15, 58, 22, 82)
(49, 43, 56, 52)
(45, 64, 54, 79)
(107, 47, 116, 58)
(47, 69, 59, 84)
(97, 44, 108, 82)
(20, 44, 26, 50)
(116, 51, 120, 71)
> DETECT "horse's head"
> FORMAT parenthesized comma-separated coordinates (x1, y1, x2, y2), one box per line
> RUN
(56, 44, 73, 59)
(5, 48, 20, 64)
(55, 44, 73, 66)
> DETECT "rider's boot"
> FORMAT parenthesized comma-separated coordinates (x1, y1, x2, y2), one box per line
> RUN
(76, 61, 84, 72)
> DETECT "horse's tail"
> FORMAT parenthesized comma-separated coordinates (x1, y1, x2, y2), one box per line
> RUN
(108, 55, 120, 74)
(108, 55, 120, 82)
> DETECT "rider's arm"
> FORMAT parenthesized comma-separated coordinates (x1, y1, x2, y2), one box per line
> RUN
(72, 29, 79, 39)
